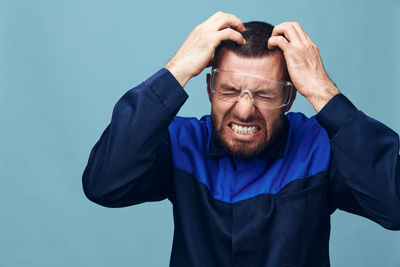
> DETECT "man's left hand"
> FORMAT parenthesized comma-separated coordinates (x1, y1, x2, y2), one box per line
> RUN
(268, 22, 340, 113)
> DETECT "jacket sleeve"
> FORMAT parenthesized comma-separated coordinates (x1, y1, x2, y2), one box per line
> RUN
(82, 68, 188, 208)
(316, 94, 400, 230)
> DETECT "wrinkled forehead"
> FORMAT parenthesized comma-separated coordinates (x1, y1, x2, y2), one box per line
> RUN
(214, 48, 286, 81)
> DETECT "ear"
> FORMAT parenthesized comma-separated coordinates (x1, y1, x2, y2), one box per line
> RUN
(283, 88, 297, 112)
(206, 73, 213, 103)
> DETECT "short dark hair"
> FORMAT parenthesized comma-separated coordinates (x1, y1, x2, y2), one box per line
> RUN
(213, 21, 288, 80)
(214, 21, 275, 60)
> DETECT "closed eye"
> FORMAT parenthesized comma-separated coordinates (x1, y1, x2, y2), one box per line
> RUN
(221, 87, 240, 95)
(254, 89, 278, 98)
(255, 93, 274, 99)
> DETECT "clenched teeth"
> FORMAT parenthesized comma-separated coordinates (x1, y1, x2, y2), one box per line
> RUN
(230, 123, 259, 135)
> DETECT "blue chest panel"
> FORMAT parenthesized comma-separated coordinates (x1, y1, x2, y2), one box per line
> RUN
(168, 113, 331, 203)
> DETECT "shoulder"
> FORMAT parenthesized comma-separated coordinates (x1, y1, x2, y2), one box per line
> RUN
(169, 115, 210, 134)
(285, 112, 330, 168)
(168, 115, 212, 147)
(168, 115, 212, 175)
(286, 112, 328, 141)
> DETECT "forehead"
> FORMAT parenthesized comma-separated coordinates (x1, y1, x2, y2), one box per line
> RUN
(214, 49, 285, 81)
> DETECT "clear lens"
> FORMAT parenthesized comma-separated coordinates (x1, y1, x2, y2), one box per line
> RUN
(210, 69, 293, 109)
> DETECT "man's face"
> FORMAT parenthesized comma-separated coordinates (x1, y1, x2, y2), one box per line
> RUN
(206, 49, 294, 158)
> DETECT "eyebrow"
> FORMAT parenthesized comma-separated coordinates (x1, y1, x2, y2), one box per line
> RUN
(220, 83, 240, 90)
(220, 83, 278, 95)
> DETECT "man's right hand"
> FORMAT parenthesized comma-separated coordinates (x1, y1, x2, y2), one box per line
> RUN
(164, 12, 246, 88)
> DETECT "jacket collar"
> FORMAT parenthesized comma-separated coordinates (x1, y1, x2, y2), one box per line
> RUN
(208, 116, 289, 159)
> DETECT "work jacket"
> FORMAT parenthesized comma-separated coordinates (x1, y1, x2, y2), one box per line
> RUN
(83, 68, 400, 267)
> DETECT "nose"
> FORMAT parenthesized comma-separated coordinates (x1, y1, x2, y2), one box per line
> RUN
(235, 91, 256, 120)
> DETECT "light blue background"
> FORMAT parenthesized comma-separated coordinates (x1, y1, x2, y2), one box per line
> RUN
(1, 0, 399, 266)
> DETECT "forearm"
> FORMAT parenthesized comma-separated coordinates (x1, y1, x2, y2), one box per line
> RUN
(82, 68, 188, 207)
(317, 94, 400, 229)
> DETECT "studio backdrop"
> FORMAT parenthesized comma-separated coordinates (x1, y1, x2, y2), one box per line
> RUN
(1, 0, 399, 266)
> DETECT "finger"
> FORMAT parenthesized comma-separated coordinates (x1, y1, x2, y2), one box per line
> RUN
(271, 22, 303, 44)
(268, 36, 290, 51)
(207, 11, 246, 32)
(291, 22, 310, 44)
(302, 29, 313, 43)
(217, 28, 246, 45)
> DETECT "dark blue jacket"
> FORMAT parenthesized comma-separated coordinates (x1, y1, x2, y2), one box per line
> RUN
(83, 68, 400, 267)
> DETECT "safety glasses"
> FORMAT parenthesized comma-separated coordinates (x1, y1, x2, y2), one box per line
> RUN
(210, 68, 294, 109)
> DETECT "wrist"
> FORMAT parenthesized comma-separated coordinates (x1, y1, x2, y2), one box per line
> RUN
(164, 61, 192, 88)
(307, 81, 341, 113)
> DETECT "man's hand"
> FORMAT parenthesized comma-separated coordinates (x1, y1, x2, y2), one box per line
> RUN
(268, 22, 340, 113)
(165, 12, 246, 88)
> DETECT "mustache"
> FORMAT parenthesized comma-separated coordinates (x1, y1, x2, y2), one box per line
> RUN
(225, 113, 265, 125)
(231, 116, 259, 124)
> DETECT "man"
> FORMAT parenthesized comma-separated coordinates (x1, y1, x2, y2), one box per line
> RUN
(82, 12, 400, 266)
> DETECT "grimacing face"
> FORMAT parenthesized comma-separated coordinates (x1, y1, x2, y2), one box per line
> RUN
(206, 48, 295, 158)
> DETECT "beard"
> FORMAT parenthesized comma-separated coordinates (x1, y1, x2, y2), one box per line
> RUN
(211, 108, 284, 159)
